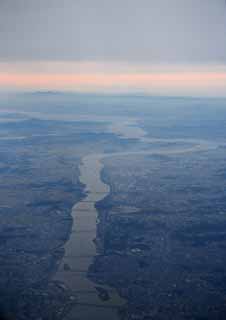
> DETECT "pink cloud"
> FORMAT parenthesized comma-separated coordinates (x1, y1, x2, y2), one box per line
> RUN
(0, 62, 225, 96)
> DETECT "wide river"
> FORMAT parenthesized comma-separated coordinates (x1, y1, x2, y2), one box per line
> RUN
(54, 119, 218, 320)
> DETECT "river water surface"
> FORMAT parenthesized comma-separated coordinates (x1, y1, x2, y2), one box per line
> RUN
(54, 154, 125, 319)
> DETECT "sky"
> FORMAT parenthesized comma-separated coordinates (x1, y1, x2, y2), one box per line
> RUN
(0, 0, 226, 96)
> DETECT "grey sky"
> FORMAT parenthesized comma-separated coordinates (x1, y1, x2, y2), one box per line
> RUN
(0, 0, 226, 64)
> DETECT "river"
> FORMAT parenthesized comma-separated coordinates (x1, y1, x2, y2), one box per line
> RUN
(54, 153, 125, 319)
(54, 118, 219, 320)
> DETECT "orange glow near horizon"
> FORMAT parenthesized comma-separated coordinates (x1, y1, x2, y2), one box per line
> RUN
(0, 62, 226, 96)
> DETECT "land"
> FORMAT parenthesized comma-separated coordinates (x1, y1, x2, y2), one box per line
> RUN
(90, 147, 226, 319)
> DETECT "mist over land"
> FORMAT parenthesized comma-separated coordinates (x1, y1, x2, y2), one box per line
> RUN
(0, 93, 226, 319)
